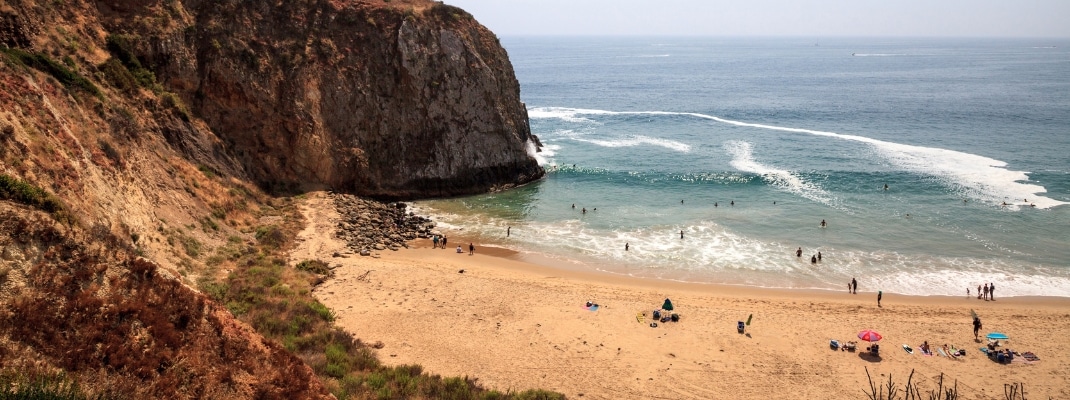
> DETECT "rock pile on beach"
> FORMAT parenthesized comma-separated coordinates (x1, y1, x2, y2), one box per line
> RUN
(331, 193, 435, 256)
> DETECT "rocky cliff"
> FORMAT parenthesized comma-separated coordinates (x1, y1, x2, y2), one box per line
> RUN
(105, 0, 544, 198)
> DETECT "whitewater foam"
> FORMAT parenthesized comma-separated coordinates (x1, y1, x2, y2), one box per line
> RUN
(571, 135, 692, 153)
(528, 107, 1067, 210)
(723, 140, 835, 206)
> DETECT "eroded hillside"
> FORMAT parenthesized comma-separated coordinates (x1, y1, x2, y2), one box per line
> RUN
(0, 0, 547, 398)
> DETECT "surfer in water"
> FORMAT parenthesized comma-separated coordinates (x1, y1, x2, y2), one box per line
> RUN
(820, 219, 826, 228)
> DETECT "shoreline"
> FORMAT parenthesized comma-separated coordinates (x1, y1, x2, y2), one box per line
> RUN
(415, 230, 1069, 303)
(410, 201, 1070, 299)
(293, 192, 1070, 399)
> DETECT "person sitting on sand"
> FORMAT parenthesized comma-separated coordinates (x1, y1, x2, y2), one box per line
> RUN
(920, 341, 931, 355)
(456, 245, 463, 253)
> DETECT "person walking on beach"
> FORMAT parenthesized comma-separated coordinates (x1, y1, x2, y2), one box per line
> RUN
(442, 236, 448, 248)
(877, 290, 883, 307)
(967, 287, 970, 298)
(432, 235, 439, 249)
(852, 278, 857, 294)
(796, 247, 802, 258)
(469, 243, 475, 255)
(989, 283, 995, 301)
(507, 226, 511, 237)
(973, 316, 982, 340)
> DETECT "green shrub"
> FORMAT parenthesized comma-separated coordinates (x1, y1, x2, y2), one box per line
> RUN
(308, 301, 334, 322)
(180, 235, 201, 258)
(0, 48, 100, 96)
(255, 225, 285, 248)
(98, 139, 122, 166)
(0, 174, 75, 224)
(0, 371, 93, 400)
(295, 259, 331, 275)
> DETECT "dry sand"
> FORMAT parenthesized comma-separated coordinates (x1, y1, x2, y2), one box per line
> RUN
(292, 192, 1070, 399)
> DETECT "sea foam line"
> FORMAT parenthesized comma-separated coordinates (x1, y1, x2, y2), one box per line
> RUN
(572, 135, 691, 153)
(529, 107, 1067, 209)
(724, 140, 834, 206)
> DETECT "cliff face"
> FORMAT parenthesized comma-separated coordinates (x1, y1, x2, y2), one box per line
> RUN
(111, 0, 543, 198)
(0, 0, 541, 396)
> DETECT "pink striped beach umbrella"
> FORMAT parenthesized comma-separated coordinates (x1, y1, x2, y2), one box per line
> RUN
(858, 329, 883, 342)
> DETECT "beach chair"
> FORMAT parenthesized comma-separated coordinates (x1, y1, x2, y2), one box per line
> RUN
(737, 321, 745, 334)
(843, 341, 857, 352)
(866, 344, 880, 356)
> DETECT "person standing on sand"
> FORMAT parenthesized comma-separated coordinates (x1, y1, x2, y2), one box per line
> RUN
(877, 291, 883, 307)
(852, 278, 857, 294)
(469, 243, 475, 255)
(967, 287, 970, 298)
(796, 247, 802, 257)
(989, 283, 995, 301)
(977, 284, 982, 299)
(983, 283, 989, 300)
(442, 236, 447, 248)
(432, 235, 439, 249)
(507, 226, 510, 237)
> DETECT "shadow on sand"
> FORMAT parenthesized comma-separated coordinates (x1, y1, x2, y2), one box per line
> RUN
(859, 352, 882, 363)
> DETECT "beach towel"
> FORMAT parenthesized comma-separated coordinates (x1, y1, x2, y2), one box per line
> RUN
(937, 348, 948, 357)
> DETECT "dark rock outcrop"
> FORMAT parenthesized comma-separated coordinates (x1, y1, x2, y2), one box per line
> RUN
(332, 192, 434, 255)
(104, 1, 544, 198)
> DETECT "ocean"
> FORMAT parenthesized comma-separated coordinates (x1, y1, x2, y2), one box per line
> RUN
(412, 37, 1070, 297)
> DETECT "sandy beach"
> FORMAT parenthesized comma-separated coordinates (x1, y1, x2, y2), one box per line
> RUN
(292, 192, 1070, 399)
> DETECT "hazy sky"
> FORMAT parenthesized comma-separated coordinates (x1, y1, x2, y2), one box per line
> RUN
(443, 0, 1070, 38)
